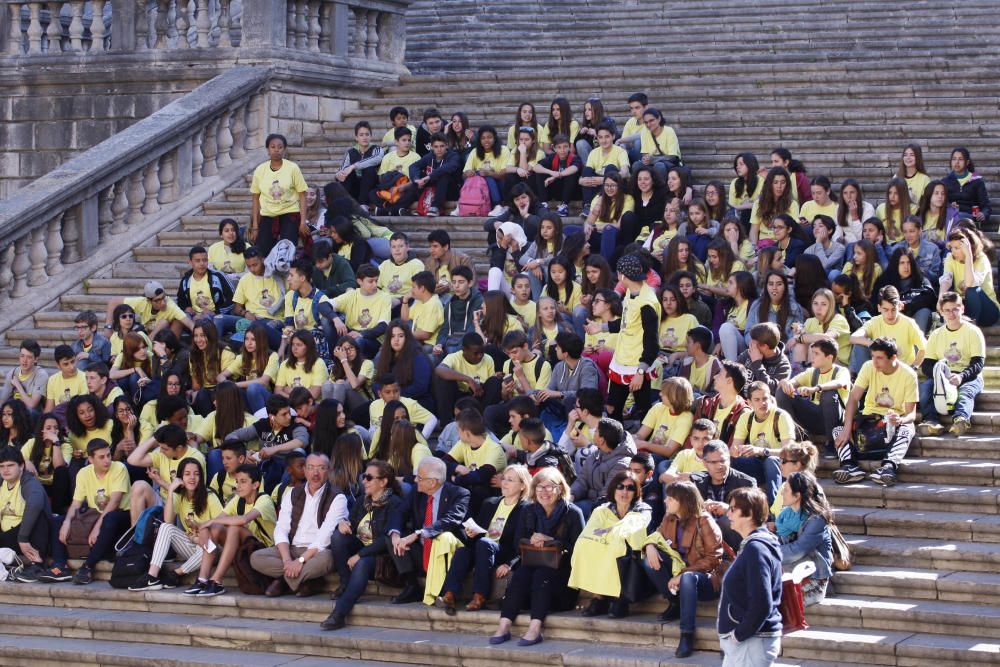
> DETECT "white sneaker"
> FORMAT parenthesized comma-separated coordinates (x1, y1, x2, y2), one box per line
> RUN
(450, 207, 461, 217)
(488, 205, 508, 217)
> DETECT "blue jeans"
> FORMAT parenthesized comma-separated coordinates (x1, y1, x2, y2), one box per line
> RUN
(731, 456, 782, 506)
(848, 343, 870, 376)
(565, 223, 619, 262)
(919, 374, 982, 422)
(260, 456, 287, 494)
(441, 537, 501, 598)
(243, 383, 271, 414)
(330, 531, 377, 616)
(367, 237, 390, 261)
(213, 314, 283, 350)
(643, 559, 718, 633)
(964, 286, 1000, 327)
(911, 307, 932, 335)
(206, 448, 223, 481)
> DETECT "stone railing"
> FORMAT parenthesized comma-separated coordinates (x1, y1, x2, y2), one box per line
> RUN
(0, 65, 268, 312)
(2, 0, 410, 65)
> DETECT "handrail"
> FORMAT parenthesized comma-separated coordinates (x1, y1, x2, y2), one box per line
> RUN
(0, 65, 270, 307)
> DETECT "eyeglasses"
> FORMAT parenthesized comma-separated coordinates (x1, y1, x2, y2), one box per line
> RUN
(616, 483, 637, 491)
(305, 465, 328, 472)
(362, 474, 382, 482)
(592, 298, 606, 304)
(120, 313, 135, 319)
(536, 484, 558, 493)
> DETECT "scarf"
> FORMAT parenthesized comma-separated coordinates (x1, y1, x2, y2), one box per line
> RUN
(364, 488, 394, 513)
(775, 505, 806, 539)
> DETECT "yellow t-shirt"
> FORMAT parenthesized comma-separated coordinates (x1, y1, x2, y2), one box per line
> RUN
(378, 258, 426, 297)
(734, 409, 796, 448)
(197, 411, 256, 449)
(554, 281, 583, 311)
(711, 399, 742, 439)
(506, 124, 551, 149)
(751, 200, 801, 239)
(222, 493, 277, 547)
(861, 314, 926, 367)
(331, 289, 392, 332)
(250, 159, 308, 217)
(585, 145, 630, 175)
(612, 284, 661, 369)
(357, 510, 376, 546)
(187, 273, 217, 315)
(771, 482, 786, 517)
(233, 273, 282, 319)
(621, 116, 642, 139)
(944, 254, 999, 306)
(501, 426, 554, 451)
(464, 146, 513, 174)
(378, 149, 420, 176)
(124, 296, 187, 331)
(224, 352, 280, 384)
(68, 422, 114, 455)
(151, 447, 207, 501)
(282, 289, 332, 330)
(725, 301, 750, 331)
(110, 330, 152, 361)
(174, 491, 224, 535)
(502, 354, 552, 392)
(274, 359, 329, 390)
(585, 323, 618, 352)
(73, 461, 131, 512)
(590, 194, 636, 230)
(791, 365, 851, 405)
(190, 349, 236, 391)
(368, 396, 435, 435)
(510, 299, 537, 329)
(804, 314, 852, 365)
(441, 351, 496, 393)
(0, 480, 25, 531)
(45, 371, 88, 406)
(926, 322, 986, 373)
(904, 172, 931, 203)
(207, 241, 245, 274)
(486, 498, 518, 540)
(648, 226, 679, 256)
(20, 439, 73, 485)
(641, 403, 693, 446)
(799, 199, 838, 223)
(409, 295, 445, 341)
(212, 471, 238, 504)
(687, 355, 717, 393)
(855, 361, 919, 417)
(729, 176, 765, 208)
(639, 125, 680, 158)
(658, 313, 699, 353)
(449, 437, 507, 473)
(666, 448, 706, 476)
(381, 124, 417, 146)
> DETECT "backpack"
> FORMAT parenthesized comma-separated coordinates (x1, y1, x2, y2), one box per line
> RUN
(458, 175, 491, 216)
(415, 186, 436, 216)
(548, 443, 578, 485)
(109, 539, 152, 589)
(375, 171, 410, 204)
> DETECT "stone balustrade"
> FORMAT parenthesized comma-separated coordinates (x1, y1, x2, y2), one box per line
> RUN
(0, 65, 268, 314)
(4, 0, 110, 54)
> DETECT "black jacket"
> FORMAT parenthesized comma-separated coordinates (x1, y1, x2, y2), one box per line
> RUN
(690, 468, 757, 505)
(348, 492, 404, 558)
(176, 268, 234, 313)
(388, 481, 470, 540)
(942, 172, 991, 221)
(470, 497, 528, 567)
(408, 149, 461, 184)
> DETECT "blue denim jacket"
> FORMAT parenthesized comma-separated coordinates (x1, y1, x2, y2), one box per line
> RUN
(778, 513, 833, 580)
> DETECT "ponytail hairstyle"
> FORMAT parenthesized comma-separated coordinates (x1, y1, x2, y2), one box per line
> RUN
(771, 147, 806, 174)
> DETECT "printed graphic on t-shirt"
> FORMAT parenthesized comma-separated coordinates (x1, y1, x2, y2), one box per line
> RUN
(95, 488, 108, 512)
(260, 289, 275, 309)
(294, 308, 308, 329)
(388, 275, 402, 293)
(875, 386, 893, 408)
(196, 291, 212, 311)
(660, 327, 677, 348)
(487, 515, 506, 540)
(269, 180, 284, 201)
(945, 343, 961, 363)
(358, 309, 372, 327)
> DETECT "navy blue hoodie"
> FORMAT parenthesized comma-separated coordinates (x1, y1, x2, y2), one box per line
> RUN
(717, 527, 783, 641)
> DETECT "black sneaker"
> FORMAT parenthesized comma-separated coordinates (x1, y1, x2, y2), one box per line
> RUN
(868, 464, 897, 487)
(128, 573, 162, 591)
(183, 579, 207, 596)
(197, 580, 226, 597)
(13, 563, 43, 583)
(832, 464, 866, 485)
(160, 569, 180, 589)
(71, 565, 93, 585)
(37, 565, 73, 583)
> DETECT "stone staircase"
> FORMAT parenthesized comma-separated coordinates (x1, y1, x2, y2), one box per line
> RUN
(3, 0, 1000, 664)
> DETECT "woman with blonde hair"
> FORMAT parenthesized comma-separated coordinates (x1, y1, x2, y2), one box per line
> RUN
(789, 288, 850, 366)
(437, 464, 531, 614)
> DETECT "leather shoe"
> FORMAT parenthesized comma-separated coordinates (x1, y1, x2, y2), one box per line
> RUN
(465, 593, 486, 612)
(436, 591, 456, 616)
(265, 579, 288, 598)
(391, 584, 422, 604)
(330, 583, 347, 600)
(608, 599, 630, 619)
(320, 611, 345, 631)
(581, 597, 610, 617)
(488, 632, 511, 645)
(657, 601, 681, 622)
(517, 634, 544, 647)
(295, 579, 322, 597)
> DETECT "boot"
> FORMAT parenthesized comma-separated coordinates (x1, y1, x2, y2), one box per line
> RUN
(675, 631, 695, 658)
(608, 598, 630, 618)
(581, 597, 611, 617)
(436, 590, 457, 616)
(657, 594, 680, 622)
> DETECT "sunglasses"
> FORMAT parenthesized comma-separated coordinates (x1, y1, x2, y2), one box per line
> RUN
(616, 483, 637, 491)
(363, 474, 382, 482)
(780, 459, 798, 465)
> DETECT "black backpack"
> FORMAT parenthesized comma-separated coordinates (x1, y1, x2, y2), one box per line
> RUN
(109, 539, 152, 589)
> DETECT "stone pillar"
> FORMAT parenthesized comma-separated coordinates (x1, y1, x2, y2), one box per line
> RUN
(110, 0, 137, 51)
(241, 0, 287, 48)
(330, 0, 347, 57)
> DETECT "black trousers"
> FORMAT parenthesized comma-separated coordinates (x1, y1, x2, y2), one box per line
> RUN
(545, 174, 580, 205)
(397, 173, 455, 211)
(500, 563, 577, 622)
(607, 374, 652, 424)
(343, 167, 379, 205)
(256, 212, 301, 258)
(0, 513, 51, 563)
(432, 375, 503, 426)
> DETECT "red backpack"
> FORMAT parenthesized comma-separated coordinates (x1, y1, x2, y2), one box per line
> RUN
(458, 175, 491, 216)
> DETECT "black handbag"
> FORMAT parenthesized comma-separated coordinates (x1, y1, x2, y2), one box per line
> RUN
(615, 548, 650, 602)
(519, 538, 562, 569)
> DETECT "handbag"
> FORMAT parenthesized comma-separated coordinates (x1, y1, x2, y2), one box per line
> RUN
(779, 560, 816, 634)
(518, 538, 562, 569)
(829, 523, 852, 571)
(615, 549, 649, 603)
(233, 536, 272, 595)
(374, 553, 405, 588)
(66, 507, 102, 559)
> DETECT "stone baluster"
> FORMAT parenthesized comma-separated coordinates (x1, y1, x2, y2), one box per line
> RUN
(7, 4, 22, 55)
(28, 227, 48, 286)
(365, 9, 377, 59)
(295, 0, 307, 49)
(135, 0, 149, 49)
(191, 130, 204, 185)
(111, 177, 129, 234)
(9, 236, 30, 299)
(69, 1, 84, 50)
(216, 110, 233, 168)
(285, 2, 294, 47)
(318, 0, 331, 52)
(153, 0, 168, 48)
(142, 160, 161, 214)
(98, 184, 115, 240)
(217, 0, 231, 46)
(46, 1, 62, 50)
(26, 2, 43, 53)
(61, 205, 81, 263)
(351, 8, 364, 57)
(126, 170, 144, 226)
(45, 213, 65, 274)
(306, 0, 319, 51)
(175, 0, 190, 48)
(158, 149, 177, 203)
(229, 105, 246, 160)
(193, 0, 207, 46)
(90, 0, 106, 52)
(245, 93, 263, 149)
(0, 244, 14, 307)
(201, 119, 219, 176)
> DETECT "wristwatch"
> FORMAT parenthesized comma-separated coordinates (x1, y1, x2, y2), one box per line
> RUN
(297, 556, 305, 564)
(635, 368, 645, 376)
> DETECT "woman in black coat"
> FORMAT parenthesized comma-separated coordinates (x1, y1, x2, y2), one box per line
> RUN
(873, 246, 937, 333)
(942, 147, 991, 224)
(322, 459, 404, 631)
(436, 464, 532, 614)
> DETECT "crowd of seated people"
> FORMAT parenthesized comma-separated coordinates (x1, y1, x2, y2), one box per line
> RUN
(0, 91, 993, 663)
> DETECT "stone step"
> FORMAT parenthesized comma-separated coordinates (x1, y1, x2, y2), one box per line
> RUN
(847, 533, 1000, 573)
(817, 457, 1000, 487)
(833, 506, 1000, 543)
(110, 261, 190, 280)
(820, 478, 1000, 514)
(832, 564, 1000, 605)
(83, 278, 181, 296)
